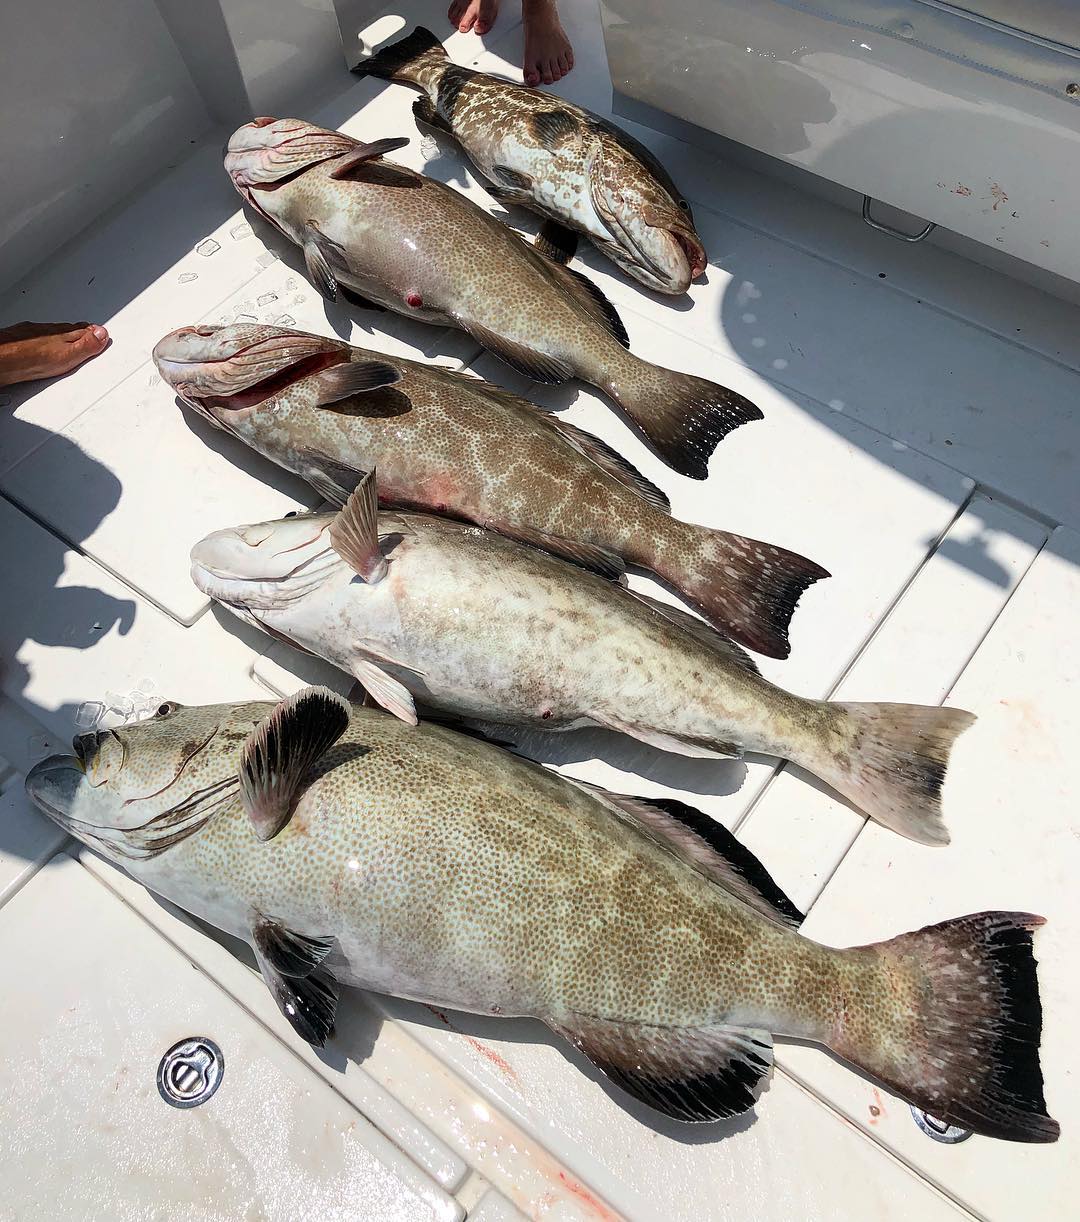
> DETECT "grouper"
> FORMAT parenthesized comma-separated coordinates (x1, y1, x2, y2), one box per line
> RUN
(190, 474, 974, 845)
(25, 687, 1058, 1141)
(223, 117, 760, 479)
(154, 322, 826, 657)
(356, 25, 707, 295)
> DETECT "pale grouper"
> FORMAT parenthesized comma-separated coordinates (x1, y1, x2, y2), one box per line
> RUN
(356, 26, 706, 295)
(223, 117, 760, 479)
(25, 688, 1057, 1141)
(191, 475, 972, 845)
(154, 322, 826, 657)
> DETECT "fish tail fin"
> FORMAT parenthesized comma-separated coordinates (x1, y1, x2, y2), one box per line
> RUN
(352, 25, 447, 86)
(812, 702, 976, 844)
(605, 356, 763, 479)
(834, 912, 1058, 1143)
(651, 523, 828, 657)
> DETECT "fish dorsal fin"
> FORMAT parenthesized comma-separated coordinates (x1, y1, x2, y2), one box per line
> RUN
(556, 265, 630, 349)
(548, 1012, 773, 1123)
(328, 137, 410, 179)
(585, 114, 688, 208)
(301, 222, 344, 302)
(329, 470, 388, 583)
(575, 782, 803, 928)
(253, 917, 339, 1046)
(239, 686, 351, 841)
(528, 108, 581, 149)
(629, 592, 759, 675)
(534, 219, 578, 265)
(542, 415, 669, 511)
(455, 317, 573, 384)
(310, 360, 402, 406)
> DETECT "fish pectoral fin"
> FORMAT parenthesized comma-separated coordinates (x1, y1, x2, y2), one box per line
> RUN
(298, 448, 364, 507)
(571, 781, 804, 929)
(490, 164, 534, 194)
(590, 711, 738, 760)
(254, 917, 336, 977)
(454, 318, 573, 385)
(627, 592, 759, 676)
(311, 360, 402, 406)
(253, 927, 340, 1047)
(301, 222, 342, 302)
(528, 108, 580, 150)
(490, 520, 624, 580)
(534, 220, 578, 265)
(328, 470, 388, 583)
(328, 137, 410, 180)
(351, 657, 418, 725)
(548, 1012, 774, 1123)
(239, 686, 351, 841)
(541, 415, 669, 512)
(412, 96, 455, 137)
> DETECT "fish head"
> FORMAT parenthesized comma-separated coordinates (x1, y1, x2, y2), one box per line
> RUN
(190, 512, 343, 619)
(153, 323, 349, 427)
(24, 701, 268, 864)
(593, 146, 706, 293)
(224, 117, 357, 190)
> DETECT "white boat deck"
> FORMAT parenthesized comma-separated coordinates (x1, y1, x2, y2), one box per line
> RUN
(1, 2, 1077, 1218)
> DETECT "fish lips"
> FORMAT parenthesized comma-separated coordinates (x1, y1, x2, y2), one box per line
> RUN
(25, 754, 85, 829)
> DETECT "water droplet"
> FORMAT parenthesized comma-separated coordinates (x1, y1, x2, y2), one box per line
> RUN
(196, 239, 220, 257)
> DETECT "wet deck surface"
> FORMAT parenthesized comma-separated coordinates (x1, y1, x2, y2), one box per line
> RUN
(0, 2, 1076, 1218)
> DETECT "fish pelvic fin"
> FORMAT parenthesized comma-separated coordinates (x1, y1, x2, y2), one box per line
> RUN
(353, 24, 447, 89)
(239, 686, 351, 841)
(649, 523, 829, 658)
(549, 1012, 773, 1124)
(836, 912, 1058, 1143)
(603, 355, 763, 479)
(812, 702, 976, 844)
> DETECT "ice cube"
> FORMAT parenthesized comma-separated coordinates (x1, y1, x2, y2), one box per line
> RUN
(0, 394, 13, 408)
(257, 292, 278, 307)
(256, 251, 279, 268)
(274, 314, 296, 327)
(235, 313, 257, 324)
(74, 701, 105, 729)
(285, 277, 297, 290)
(230, 221, 253, 240)
(196, 239, 220, 257)
(178, 271, 198, 284)
(420, 135, 439, 159)
(137, 676, 157, 692)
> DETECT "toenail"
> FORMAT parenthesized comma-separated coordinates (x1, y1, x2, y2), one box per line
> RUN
(91, 325, 108, 341)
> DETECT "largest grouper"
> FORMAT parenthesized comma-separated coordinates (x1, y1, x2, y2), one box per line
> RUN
(25, 687, 1058, 1142)
(223, 117, 760, 480)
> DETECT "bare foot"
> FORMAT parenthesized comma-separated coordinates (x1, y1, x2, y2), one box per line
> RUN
(448, 0, 501, 36)
(0, 322, 109, 389)
(523, 0, 573, 86)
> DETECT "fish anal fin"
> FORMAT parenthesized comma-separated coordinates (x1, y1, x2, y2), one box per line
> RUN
(253, 928, 339, 1047)
(535, 220, 578, 265)
(543, 415, 669, 511)
(328, 470, 387, 582)
(591, 711, 738, 760)
(490, 520, 624, 579)
(310, 360, 401, 406)
(412, 96, 455, 137)
(549, 1012, 773, 1123)
(301, 222, 342, 301)
(629, 592, 759, 676)
(254, 917, 335, 977)
(578, 782, 804, 928)
(529, 108, 581, 149)
(456, 318, 572, 384)
(352, 657, 418, 725)
(239, 686, 351, 841)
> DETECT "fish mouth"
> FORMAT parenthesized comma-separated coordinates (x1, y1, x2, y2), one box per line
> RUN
(25, 754, 85, 831)
(186, 348, 347, 414)
(190, 520, 340, 611)
(669, 226, 707, 281)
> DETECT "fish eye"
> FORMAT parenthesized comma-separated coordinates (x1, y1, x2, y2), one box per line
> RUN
(155, 702, 179, 718)
(678, 200, 690, 212)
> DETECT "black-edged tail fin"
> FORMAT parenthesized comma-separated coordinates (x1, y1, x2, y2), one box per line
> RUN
(815, 702, 975, 844)
(352, 25, 446, 85)
(605, 355, 763, 479)
(837, 911, 1058, 1143)
(650, 524, 828, 658)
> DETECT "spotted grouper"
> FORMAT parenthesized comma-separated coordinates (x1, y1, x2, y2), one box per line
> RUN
(191, 474, 974, 846)
(224, 117, 759, 479)
(154, 322, 826, 657)
(356, 25, 708, 294)
(25, 687, 1058, 1141)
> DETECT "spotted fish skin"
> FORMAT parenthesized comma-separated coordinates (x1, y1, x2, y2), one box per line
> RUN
(152, 322, 826, 656)
(358, 26, 706, 294)
(26, 699, 1058, 1141)
(224, 118, 759, 480)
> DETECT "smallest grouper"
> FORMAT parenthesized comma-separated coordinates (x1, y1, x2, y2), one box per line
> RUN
(356, 25, 707, 294)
